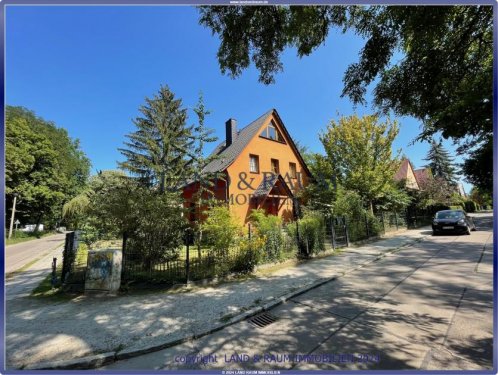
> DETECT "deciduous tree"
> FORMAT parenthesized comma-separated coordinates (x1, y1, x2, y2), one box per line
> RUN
(6, 106, 90, 230)
(320, 114, 403, 213)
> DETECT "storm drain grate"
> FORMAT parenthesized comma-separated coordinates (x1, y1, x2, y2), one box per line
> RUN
(248, 312, 278, 328)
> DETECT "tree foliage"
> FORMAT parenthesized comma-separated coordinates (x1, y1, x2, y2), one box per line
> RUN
(5, 106, 91, 229)
(320, 114, 404, 213)
(198, 5, 492, 191)
(416, 175, 457, 209)
(300, 152, 337, 212)
(65, 170, 186, 264)
(423, 139, 457, 184)
(189, 93, 225, 253)
(469, 187, 492, 208)
(118, 85, 193, 193)
(204, 205, 242, 257)
(461, 135, 492, 195)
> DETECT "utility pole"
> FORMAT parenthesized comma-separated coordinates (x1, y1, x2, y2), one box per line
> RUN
(8, 194, 18, 239)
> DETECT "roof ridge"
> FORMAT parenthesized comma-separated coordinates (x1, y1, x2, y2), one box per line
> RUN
(237, 109, 274, 134)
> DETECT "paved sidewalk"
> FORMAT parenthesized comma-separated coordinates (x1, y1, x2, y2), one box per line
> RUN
(6, 227, 430, 369)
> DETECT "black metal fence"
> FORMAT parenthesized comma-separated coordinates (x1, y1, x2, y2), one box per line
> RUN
(122, 243, 258, 284)
(121, 209, 432, 285)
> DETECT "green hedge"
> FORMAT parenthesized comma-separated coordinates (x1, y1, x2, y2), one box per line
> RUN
(464, 201, 477, 213)
(287, 211, 325, 257)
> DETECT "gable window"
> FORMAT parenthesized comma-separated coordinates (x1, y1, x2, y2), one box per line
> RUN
(260, 121, 285, 143)
(271, 159, 280, 174)
(249, 154, 260, 173)
(289, 163, 297, 178)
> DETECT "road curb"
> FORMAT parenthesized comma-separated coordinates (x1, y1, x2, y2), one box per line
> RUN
(24, 352, 116, 370)
(21, 234, 428, 370)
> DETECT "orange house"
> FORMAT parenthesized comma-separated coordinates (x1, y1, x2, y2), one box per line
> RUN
(182, 109, 312, 224)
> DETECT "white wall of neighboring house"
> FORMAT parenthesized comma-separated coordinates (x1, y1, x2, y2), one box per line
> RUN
(405, 165, 419, 190)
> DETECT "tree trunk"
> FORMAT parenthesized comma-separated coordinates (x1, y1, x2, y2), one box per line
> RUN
(34, 213, 43, 236)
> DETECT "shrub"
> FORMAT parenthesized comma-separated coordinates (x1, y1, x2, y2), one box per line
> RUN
(333, 188, 364, 218)
(231, 238, 263, 273)
(464, 200, 477, 213)
(126, 191, 186, 269)
(204, 205, 242, 258)
(287, 211, 325, 257)
(249, 209, 283, 262)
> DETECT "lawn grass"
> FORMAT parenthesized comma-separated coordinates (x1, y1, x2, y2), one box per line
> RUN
(30, 263, 73, 301)
(30, 244, 89, 301)
(6, 231, 56, 246)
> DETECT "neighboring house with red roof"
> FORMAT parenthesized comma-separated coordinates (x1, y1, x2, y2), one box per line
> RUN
(413, 168, 432, 190)
(394, 159, 420, 190)
(182, 109, 312, 225)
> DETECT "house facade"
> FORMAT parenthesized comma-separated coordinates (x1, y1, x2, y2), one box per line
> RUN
(182, 109, 312, 224)
(394, 158, 433, 191)
(394, 159, 420, 190)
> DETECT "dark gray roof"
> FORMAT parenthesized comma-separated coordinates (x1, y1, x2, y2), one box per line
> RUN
(202, 109, 274, 174)
(252, 174, 294, 198)
(253, 173, 279, 197)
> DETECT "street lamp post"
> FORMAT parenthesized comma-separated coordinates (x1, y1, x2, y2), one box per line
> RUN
(8, 194, 18, 240)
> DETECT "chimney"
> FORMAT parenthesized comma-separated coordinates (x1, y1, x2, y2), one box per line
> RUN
(225, 118, 237, 147)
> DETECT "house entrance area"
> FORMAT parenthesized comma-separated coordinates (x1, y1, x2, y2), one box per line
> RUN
(251, 174, 295, 221)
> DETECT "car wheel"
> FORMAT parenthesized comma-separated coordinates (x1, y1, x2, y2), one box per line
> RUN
(432, 231, 437, 236)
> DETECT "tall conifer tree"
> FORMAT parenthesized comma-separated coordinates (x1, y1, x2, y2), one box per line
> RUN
(190, 93, 224, 257)
(118, 85, 193, 193)
(424, 139, 457, 184)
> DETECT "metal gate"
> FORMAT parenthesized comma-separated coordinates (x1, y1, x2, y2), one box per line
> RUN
(325, 216, 350, 249)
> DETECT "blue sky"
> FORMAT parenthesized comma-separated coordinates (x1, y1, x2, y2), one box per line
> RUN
(6, 5, 471, 193)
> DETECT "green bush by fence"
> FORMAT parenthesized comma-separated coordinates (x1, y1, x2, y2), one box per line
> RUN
(464, 201, 477, 213)
(249, 209, 284, 262)
(287, 211, 326, 257)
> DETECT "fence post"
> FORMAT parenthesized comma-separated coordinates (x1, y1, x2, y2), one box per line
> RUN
(365, 214, 370, 238)
(51, 257, 57, 288)
(331, 217, 336, 250)
(344, 217, 350, 247)
(295, 219, 301, 254)
(185, 229, 190, 285)
(121, 232, 128, 279)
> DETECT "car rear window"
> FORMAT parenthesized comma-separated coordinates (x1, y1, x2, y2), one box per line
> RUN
(436, 211, 464, 219)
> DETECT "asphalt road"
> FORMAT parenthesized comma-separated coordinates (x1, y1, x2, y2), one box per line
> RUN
(5, 233, 66, 274)
(104, 212, 494, 371)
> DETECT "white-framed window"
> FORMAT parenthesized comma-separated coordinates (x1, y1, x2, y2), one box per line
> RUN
(260, 121, 285, 142)
(289, 162, 297, 178)
(249, 154, 260, 173)
(271, 159, 280, 174)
